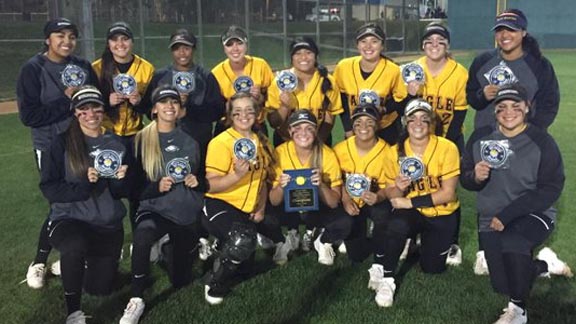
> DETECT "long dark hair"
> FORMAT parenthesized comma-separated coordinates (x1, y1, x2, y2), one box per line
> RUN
(64, 118, 91, 178)
(99, 46, 119, 121)
(523, 33, 542, 59)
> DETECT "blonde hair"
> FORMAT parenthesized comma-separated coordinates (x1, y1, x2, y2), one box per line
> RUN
(134, 120, 165, 181)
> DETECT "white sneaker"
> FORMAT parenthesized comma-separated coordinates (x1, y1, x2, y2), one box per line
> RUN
(375, 277, 396, 307)
(399, 239, 411, 260)
(338, 242, 347, 254)
(50, 260, 61, 276)
(257, 233, 275, 250)
(301, 230, 314, 252)
(119, 297, 145, 324)
(285, 229, 300, 252)
(474, 250, 490, 276)
(367, 264, 384, 290)
(537, 247, 573, 278)
(273, 242, 291, 265)
(204, 285, 224, 305)
(314, 234, 335, 266)
(25, 263, 46, 289)
(493, 302, 527, 324)
(66, 310, 90, 324)
(199, 238, 213, 261)
(446, 244, 462, 266)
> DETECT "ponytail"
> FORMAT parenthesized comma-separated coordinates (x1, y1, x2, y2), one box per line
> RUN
(64, 119, 91, 178)
(522, 33, 542, 59)
(134, 120, 164, 181)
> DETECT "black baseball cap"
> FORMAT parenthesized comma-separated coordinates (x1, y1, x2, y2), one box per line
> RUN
(290, 37, 319, 57)
(493, 84, 528, 104)
(107, 21, 133, 39)
(405, 98, 432, 117)
(71, 86, 104, 110)
(43, 18, 78, 38)
(221, 25, 248, 45)
(352, 103, 380, 121)
(151, 85, 181, 105)
(288, 109, 317, 127)
(169, 29, 197, 49)
(422, 22, 450, 43)
(356, 23, 385, 42)
(492, 9, 528, 31)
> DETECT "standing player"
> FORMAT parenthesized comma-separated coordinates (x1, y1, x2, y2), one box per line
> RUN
(142, 28, 225, 160)
(212, 25, 274, 135)
(266, 37, 342, 146)
(467, 9, 559, 131)
(334, 23, 409, 145)
(460, 84, 570, 324)
(202, 92, 277, 304)
(466, 8, 560, 275)
(40, 86, 129, 323)
(17, 17, 98, 289)
(404, 22, 468, 266)
(93, 21, 154, 142)
(376, 99, 460, 307)
(332, 103, 392, 273)
(268, 110, 349, 265)
(119, 86, 204, 324)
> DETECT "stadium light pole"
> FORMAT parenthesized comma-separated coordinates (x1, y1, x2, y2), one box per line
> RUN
(138, 0, 145, 58)
(80, 0, 95, 62)
(282, 0, 287, 67)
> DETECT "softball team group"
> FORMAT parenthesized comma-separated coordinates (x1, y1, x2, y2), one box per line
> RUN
(16, 8, 572, 324)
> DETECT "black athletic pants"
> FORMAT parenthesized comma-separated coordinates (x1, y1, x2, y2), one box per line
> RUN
(48, 219, 123, 314)
(382, 208, 458, 276)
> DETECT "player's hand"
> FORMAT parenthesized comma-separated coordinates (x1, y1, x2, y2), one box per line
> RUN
(310, 168, 322, 186)
(407, 81, 422, 96)
(64, 86, 78, 99)
(361, 191, 378, 206)
(250, 209, 265, 223)
(483, 84, 500, 101)
(474, 161, 491, 183)
(87, 167, 99, 183)
(395, 175, 412, 192)
(184, 174, 198, 188)
(159, 176, 174, 193)
(250, 86, 263, 102)
(490, 217, 505, 231)
(279, 91, 292, 107)
(343, 198, 360, 216)
(115, 165, 128, 179)
(179, 93, 188, 105)
(109, 92, 125, 106)
(279, 173, 291, 188)
(390, 197, 412, 209)
(234, 159, 250, 178)
(127, 91, 141, 106)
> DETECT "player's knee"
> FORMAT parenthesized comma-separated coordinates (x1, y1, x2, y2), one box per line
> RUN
(221, 222, 257, 264)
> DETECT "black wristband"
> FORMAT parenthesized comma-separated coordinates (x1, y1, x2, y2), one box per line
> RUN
(411, 194, 434, 208)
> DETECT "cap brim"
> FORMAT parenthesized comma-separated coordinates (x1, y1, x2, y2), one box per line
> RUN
(222, 36, 247, 45)
(352, 112, 378, 121)
(289, 120, 317, 127)
(74, 99, 104, 109)
(492, 22, 522, 31)
(405, 107, 432, 117)
(494, 94, 524, 104)
(356, 31, 383, 41)
(169, 40, 194, 48)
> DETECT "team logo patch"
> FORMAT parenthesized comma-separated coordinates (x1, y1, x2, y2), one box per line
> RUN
(234, 76, 254, 93)
(173, 71, 195, 94)
(61, 64, 87, 87)
(358, 89, 381, 107)
(345, 173, 370, 198)
(165, 157, 191, 183)
(484, 61, 517, 86)
(113, 73, 137, 95)
(480, 140, 510, 169)
(276, 70, 298, 92)
(94, 149, 122, 177)
(233, 138, 257, 161)
(400, 157, 425, 181)
(401, 63, 425, 84)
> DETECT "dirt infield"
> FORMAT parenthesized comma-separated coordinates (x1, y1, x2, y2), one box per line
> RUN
(0, 101, 17, 115)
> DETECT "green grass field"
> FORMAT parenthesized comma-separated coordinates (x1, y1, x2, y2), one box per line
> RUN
(0, 50, 574, 324)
